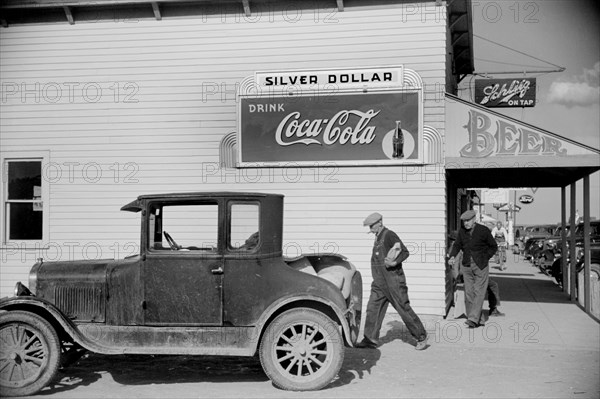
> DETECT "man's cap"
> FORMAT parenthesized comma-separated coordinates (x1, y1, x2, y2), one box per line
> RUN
(363, 212, 383, 226)
(460, 209, 477, 221)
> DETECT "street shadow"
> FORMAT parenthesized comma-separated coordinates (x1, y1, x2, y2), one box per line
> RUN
(327, 347, 381, 389)
(378, 320, 414, 347)
(41, 347, 381, 393)
(39, 353, 268, 395)
(488, 275, 570, 304)
(38, 367, 102, 396)
(376, 319, 432, 350)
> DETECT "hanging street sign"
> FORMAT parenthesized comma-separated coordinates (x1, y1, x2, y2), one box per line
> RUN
(519, 194, 534, 204)
(498, 203, 522, 212)
(474, 78, 537, 108)
(482, 189, 509, 204)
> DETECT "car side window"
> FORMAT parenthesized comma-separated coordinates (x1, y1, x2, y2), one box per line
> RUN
(229, 203, 260, 251)
(150, 202, 218, 251)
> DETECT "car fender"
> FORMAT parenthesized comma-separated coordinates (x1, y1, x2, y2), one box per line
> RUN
(0, 296, 120, 354)
(253, 293, 355, 351)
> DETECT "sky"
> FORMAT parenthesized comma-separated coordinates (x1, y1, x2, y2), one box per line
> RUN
(460, 0, 600, 225)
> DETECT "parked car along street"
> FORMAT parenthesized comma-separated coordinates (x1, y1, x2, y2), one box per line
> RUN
(522, 224, 556, 260)
(0, 192, 363, 396)
(536, 224, 568, 275)
(550, 220, 600, 286)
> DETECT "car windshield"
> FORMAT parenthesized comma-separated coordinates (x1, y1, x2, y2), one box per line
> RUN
(552, 227, 562, 236)
(574, 223, 600, 236)
(527, 225, 553, 235)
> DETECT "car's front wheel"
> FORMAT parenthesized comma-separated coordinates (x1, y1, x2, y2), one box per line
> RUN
(259, 308, 343, 391)
(0, 311, 61, 397)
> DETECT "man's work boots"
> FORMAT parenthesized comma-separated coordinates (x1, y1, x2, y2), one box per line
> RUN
(355, 337, 378, 349)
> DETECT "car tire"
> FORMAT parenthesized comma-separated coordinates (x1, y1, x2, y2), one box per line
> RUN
(259, 308, 344, 391)
(0, 311, 61, 397)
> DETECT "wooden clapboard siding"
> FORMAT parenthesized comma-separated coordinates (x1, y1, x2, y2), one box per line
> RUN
(0, 2, 448, 315)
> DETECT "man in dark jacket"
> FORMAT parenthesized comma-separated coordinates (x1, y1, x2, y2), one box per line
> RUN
(448, 210, 498, 328)
(357, 212, 428, 350)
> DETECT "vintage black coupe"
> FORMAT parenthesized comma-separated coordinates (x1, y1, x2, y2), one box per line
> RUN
(0, 192, 362, 396)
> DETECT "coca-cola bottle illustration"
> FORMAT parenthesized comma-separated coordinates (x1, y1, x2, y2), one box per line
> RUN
(393, 120, 404, 158)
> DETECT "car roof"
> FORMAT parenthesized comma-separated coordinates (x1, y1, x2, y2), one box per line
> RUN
(136, 192, 279, 199)
(121, 192, 283, 212)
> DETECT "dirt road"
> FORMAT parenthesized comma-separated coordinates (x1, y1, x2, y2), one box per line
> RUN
(22, 255, 600, 399)
(27, 317, 598, 399)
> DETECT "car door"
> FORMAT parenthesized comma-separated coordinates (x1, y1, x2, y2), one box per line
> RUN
(143, 200, 223, 326)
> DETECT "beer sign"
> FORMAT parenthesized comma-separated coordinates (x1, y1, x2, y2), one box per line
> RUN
(475, 78, 536, 108)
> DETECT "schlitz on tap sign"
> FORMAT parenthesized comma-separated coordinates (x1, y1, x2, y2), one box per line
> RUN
(237, 91, 422, 166)
(474, 78, 536, 108)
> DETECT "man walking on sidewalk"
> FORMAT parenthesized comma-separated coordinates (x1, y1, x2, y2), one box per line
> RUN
(448, 210, 498, 328)
(492, 221, 508, 271)
(357, 212, 428, 350)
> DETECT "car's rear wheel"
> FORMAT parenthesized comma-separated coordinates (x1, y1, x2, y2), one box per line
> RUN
(259, 308, 343, 391)
(0, 311, 61, 397)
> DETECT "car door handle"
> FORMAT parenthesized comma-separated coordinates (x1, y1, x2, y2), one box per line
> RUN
(211, 266, 224, 275)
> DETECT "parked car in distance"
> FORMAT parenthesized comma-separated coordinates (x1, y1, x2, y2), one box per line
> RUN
(523, 224, 556, 260)
(536, 224, 569, 274)
(553, 241, 600, 319)
(0, 192, 363, 396)
(529, 237, 548, 266)
(550, 220, 600, 285)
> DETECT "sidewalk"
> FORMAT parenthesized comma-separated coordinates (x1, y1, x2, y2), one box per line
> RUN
(441, 252, 598, 350)
(357, 252, 600, 398)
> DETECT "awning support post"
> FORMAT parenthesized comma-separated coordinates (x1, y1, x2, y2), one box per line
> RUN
(569, 183, 577, 301)
(561, 186, 568, 294)
(583, 175, 591, 314)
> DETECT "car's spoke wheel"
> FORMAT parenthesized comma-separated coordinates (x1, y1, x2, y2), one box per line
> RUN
(0, 311, 61, 397)
(259, 308, 343, 391)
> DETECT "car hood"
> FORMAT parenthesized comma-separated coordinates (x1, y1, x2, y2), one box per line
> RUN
(30, 258, 122, 322)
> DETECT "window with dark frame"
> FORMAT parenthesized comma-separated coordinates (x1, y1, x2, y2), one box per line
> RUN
(5, 160, 43, 240)
(149, 202, 219, 251)
(229, 203, 259, 251)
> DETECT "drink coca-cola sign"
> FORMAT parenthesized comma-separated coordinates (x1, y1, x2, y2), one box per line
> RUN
(237, 91, 422, 166)
(474, 78, 536, 108)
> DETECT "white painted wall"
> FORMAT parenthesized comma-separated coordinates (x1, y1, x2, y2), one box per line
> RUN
(0, 2, 447, 315)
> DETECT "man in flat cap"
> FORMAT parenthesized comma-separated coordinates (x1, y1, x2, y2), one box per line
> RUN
(448, 209, 498, 328)
(357, 212, 428, 350)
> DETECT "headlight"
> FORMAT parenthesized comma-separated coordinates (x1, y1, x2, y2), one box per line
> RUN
(14, 282, 32, 297)
(29, 258, 42, 296)
(575, 247, 584, 262)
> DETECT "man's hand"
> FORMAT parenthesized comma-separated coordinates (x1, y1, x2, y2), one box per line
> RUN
(384, 258, 397, 268)
(448, 256, 455, 266)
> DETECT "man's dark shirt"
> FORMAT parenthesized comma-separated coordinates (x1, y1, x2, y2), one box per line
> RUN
(449, 223, 498, 270)
(371, 227, 409, 269)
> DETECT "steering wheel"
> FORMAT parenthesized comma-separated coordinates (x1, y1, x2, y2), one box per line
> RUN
(163, 231, 180, 250)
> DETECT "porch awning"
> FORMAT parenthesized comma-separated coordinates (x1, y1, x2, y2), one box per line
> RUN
(445, 94, 600, 188)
